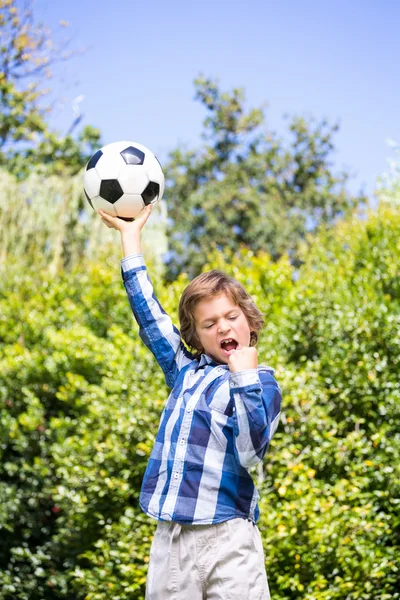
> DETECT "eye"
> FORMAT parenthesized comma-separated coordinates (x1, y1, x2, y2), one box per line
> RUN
(228, 315, 238, 321)
(204, 323, 214, 329)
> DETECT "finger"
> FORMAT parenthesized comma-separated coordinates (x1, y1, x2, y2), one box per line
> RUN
(99, 209, 123, 230)
(100, 217, 113, 228)
(135, 203, 153, 226)
(98, 208, 116, 223)
(98, 212, 113, 228)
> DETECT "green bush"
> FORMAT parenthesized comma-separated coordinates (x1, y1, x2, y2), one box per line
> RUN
(0, 206, 399, 599)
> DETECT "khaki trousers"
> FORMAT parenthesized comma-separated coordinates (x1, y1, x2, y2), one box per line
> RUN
(145, 518, 270, 600)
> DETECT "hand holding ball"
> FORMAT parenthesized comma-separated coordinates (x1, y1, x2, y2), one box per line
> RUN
(83, 141, 164, 220)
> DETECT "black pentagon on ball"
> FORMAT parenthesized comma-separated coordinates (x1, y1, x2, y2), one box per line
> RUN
(120, 146, 145, 165)
(86, 149, 103, 170)
(142, 181, 160, 205)
(100, 179, 124, 204)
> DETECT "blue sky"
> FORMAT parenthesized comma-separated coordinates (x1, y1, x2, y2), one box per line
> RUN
(34, 0, 399, 198)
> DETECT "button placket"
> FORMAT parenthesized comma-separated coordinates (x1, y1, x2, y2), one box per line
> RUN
(166, 366, 228, 517)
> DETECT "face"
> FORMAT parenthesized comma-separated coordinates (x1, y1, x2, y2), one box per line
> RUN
(194, 293, 252, 364)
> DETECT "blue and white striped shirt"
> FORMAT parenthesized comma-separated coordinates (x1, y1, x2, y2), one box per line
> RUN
(122, 254, 282, 525)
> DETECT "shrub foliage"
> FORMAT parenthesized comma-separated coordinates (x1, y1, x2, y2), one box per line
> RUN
(0, 206, 399, 599)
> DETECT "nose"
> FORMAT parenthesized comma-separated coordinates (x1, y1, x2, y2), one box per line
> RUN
(218, 320, 230, 334)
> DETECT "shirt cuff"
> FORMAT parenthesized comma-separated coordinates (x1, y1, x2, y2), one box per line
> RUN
(121, 253, 144, 272)
(229, 369, 260, 390)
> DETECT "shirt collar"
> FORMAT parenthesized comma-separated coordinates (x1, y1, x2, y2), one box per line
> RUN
(197, 354, 228, 370)
(198, 354, 212, 368)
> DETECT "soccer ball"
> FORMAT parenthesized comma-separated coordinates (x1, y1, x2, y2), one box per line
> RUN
(83, 141, 164, 220)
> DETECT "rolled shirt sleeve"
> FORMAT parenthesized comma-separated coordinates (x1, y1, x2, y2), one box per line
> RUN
(229, 368, 282, 468)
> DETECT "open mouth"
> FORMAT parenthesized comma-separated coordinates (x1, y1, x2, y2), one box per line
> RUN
(220, 338, 238, 354)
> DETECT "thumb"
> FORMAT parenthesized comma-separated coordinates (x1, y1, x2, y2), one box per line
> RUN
(135, 203, 153, 227)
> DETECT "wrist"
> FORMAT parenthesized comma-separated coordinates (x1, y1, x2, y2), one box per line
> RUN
(229, 369, 260, 389)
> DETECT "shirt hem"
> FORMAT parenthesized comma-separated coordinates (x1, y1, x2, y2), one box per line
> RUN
(140, 503, 257, 525)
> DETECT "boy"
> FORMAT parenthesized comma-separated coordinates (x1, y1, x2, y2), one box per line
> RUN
(99, 205, 282, 600)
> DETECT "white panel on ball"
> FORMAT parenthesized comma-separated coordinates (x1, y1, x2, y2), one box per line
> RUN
(95, 152, 126, 180)
(115, 194, 145, 218)
(91, 196, 118, 216)
(118, 167, 149, 195)
(84, 168, 101, 198)
(145, 158, 162, 180)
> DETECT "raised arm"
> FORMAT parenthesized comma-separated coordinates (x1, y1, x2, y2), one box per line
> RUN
(98, 207, 194, 387)
(98, 204, 152, 257)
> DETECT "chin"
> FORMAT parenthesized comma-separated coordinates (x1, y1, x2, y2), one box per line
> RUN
(208, 352, 227, 365)
(217, 354, 229, 365)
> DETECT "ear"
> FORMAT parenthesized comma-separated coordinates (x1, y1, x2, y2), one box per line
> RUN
(249, 331, 257, 347)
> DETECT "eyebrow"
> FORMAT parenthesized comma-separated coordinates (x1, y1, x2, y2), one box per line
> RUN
(199, 309, 239, 325)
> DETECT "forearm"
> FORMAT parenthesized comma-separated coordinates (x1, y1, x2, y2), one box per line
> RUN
(121, 231, 142, 257)
(230, 369, 282, 468)
(98, 204, 152, 257)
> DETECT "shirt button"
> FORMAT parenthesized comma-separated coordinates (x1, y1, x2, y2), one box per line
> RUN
(174, 472, 179, 479)
(187, 407, 192, 412)
(180, 438, 185, 445)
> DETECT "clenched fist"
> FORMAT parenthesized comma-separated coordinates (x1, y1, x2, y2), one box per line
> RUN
(228, 346, 258, 373)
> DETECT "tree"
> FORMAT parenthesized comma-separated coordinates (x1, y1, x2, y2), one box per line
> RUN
(164, 76, 365, 279)
(0, 0, 100, 177)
